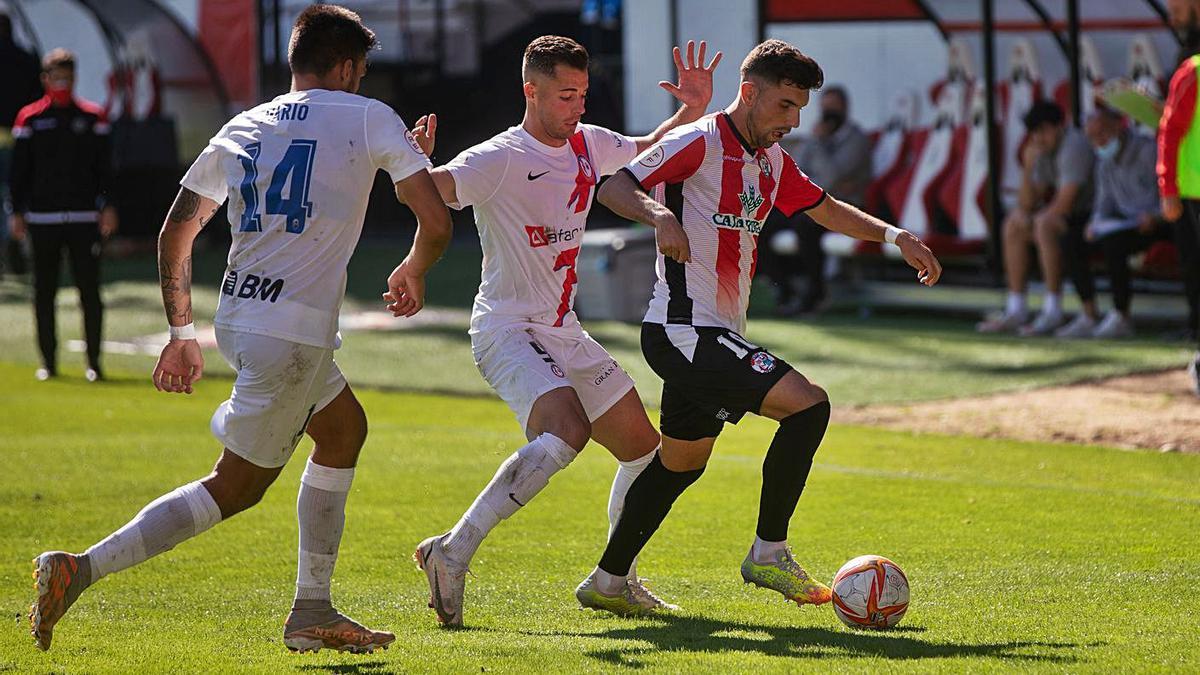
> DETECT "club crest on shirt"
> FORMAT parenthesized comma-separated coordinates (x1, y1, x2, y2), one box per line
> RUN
(751, 351, 777, 374)
(577, 154, 594, 180)
(739, 185, 764, 215)
(758, 155, 772, 176)
(638, 146, 665, 168)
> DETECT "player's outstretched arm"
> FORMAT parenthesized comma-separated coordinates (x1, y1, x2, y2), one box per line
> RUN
(633, 40, 722, 153)
(808, 196, 942, 287)
(385, 170, 453, 317)
(598, 171, 690, 263)
(154, 187, 220, 394)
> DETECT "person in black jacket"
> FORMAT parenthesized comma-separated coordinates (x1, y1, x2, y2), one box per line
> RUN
(0, 10, 43, 276)
(9, 48, 118, 381)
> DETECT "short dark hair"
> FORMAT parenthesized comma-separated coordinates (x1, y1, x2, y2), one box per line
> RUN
(0, 12, 12, 41)
(288, 4, 376, 76)
(523, 35, 589, 80)
(1023, 100, 1065, 132)
(42, 48, 76, 73)
(740, 39, 823, 90)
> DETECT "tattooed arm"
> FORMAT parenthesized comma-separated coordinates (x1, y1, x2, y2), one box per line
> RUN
(153, 187, 220, 394)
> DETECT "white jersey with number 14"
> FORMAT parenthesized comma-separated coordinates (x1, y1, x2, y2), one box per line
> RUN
(181, 89, 430, 350)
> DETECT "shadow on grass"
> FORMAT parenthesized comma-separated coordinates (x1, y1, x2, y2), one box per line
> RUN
(525, 614, 1091, 667)
(296, 661, 394, 674)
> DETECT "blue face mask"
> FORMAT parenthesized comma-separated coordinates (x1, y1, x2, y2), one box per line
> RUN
(1096, 137, 1120, 161)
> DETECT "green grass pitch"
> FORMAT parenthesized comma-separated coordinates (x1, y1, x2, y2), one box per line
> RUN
(1, 360, 1198, 673)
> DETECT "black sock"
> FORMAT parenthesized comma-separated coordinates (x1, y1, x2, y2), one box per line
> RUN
(598, 454, 704, 577)
(756, 401, 831, 542)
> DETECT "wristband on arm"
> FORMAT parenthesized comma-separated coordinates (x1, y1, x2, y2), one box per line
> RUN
(168, 323, 197, 341)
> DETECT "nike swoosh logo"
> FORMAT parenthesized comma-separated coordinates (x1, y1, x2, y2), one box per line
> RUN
(527, 170, 549, 181)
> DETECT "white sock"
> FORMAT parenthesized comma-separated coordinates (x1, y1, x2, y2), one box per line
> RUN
(751, 536, 788, 564)
(1044, 292, 1063, 317)
(591, 566, 627, 595)
(1005, 292, 1027, 317)
(84, 481, 221, 580)
(607, 446, 657, 580)
(443, 433, 576, 564)
(295, 459, 354, 604)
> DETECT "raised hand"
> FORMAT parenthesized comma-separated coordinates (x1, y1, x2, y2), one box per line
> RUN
(659, 40, 722, 111)
(412, 113, 438, 157)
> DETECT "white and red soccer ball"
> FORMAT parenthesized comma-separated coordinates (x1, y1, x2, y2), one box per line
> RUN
(830, 555, 910, 629)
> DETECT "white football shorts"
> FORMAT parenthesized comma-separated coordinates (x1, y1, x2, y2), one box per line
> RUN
(210, 327, 347, 468)
(473, 321, 635, 433)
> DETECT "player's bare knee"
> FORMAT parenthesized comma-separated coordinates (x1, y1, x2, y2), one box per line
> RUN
(547, 414, 591, 451)
(309, 398, 367, 463)
(201, 472, 271, 518)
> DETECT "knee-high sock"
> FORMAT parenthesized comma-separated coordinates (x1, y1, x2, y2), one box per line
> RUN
(83, 481, 222, 582)
(598, 454, 704, 578)
(756, 401, 831, 544)
(443, 433, 577, 564)
(294, 459, 354, 605)
(606, 446, 657, 579)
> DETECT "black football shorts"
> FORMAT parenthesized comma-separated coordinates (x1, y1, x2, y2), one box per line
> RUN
(641, 322, 793, 441)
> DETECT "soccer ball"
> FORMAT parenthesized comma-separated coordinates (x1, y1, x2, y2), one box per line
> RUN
(830, 555, 910, 629)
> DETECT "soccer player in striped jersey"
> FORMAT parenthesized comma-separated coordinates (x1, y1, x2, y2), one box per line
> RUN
(575, 40, 942, 615)
(403, 36, 720, 626)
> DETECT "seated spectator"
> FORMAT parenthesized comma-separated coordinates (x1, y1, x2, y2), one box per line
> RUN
(764, 85, 871, 315)
(1057, 107, 1166, 338)
(978, 100, 1095, 335)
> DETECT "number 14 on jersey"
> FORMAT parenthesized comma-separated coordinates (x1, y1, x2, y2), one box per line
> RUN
(238, 139, 318, 234)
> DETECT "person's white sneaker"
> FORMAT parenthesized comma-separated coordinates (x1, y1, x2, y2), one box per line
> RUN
(1092, 311, 1134, 339)
(1018, 311, 1066, 336)
(1054, 314, 1097, 339)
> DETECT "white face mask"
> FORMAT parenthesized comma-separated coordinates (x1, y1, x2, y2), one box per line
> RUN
(1095, 137, 1120, 161)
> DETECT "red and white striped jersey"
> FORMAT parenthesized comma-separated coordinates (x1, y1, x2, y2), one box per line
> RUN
(444, 124, 637, 339)
(625, 113, 825, 333)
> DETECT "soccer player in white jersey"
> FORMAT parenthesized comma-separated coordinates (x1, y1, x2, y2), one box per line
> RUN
(28, 5, 451, 653)
(404, 36, 720, 626)
(574, 40, 943, 615)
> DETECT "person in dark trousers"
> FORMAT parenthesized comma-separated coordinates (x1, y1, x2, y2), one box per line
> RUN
(1159, 0, 1200, 396)
(0, 10, 43, 277)
(764, 85, 871, 315)
(9, 48, 118, 381)
(1056, 107, 1165, 339)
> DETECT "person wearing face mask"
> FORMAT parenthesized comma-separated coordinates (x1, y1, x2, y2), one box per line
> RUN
(1158, 0, 1200, 395)
(9, 49, 117, 382)
(763, 85, 871, 315)
(1056, 106, 1164, 339)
